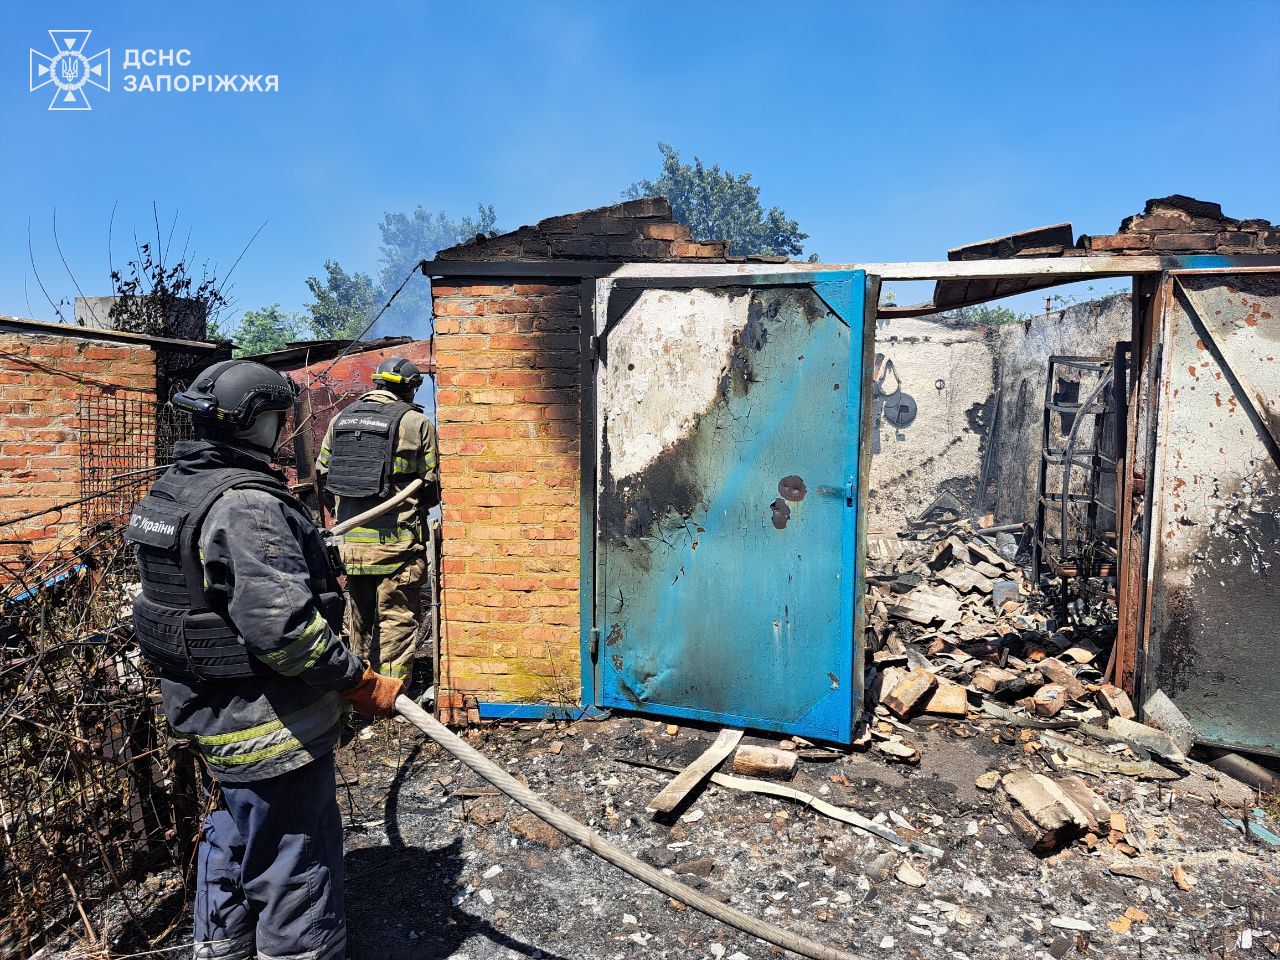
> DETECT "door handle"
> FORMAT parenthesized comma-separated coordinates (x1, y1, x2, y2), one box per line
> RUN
(845, 478, 855, 507)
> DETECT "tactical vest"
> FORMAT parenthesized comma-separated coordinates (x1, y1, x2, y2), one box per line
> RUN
(126, 466, 344, 682)
(322, 396, 416, 498)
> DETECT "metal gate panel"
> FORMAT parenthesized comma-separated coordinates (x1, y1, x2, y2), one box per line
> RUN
(1145, 269, 1280, 756)
(593, 271, 873, 742)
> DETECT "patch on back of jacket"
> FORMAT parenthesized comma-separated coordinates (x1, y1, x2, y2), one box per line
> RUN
(126, 499, 186, 550)
(324, 399, 414, 498)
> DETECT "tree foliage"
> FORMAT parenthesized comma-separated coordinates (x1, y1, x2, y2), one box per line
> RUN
(230, 304, 308, 357)
(374, 204, 498, 334)
(304, 260, 380, 341)
(948, 303, 1027, 327)
(625, 143, 809, 258)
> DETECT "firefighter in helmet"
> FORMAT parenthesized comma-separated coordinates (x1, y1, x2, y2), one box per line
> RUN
(127, 359, 404, 960)
(316, 356, 439, 688)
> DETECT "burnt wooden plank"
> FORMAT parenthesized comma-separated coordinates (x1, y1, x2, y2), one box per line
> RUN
(646, 728, 743, 815)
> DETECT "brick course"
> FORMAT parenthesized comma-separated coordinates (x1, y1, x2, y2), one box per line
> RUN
(1080, 195, 1280, 256)
(0, 332, 156, 573)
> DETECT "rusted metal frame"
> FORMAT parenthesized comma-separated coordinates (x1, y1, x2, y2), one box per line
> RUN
(1133, 277, 1176, 705)
(1058, 370, 1114, 570)
(1112, 277, 1156, 691)
(606, 253, 1280, 280)
(1171, 273, 1280, 461)
(1034, 356, 1111, 581)
(1032, 354, 1055, 580)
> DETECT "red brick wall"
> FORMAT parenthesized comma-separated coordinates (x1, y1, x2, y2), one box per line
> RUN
(431, 282, 583, 716)
(0, 333, 156, 575)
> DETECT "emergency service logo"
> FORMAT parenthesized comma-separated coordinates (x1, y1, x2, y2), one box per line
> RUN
(30, 30, 110, 111)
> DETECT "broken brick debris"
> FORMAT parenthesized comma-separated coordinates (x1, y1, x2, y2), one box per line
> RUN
(921, 682, 969, 717)
(1081, 195, 1280, 256)
(882, 668, 938, 718)
(999, 771, 1091, 853)
(1095, 683, 1136, 719)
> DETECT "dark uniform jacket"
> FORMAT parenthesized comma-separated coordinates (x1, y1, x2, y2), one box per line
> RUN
(149, 441, 365, 782)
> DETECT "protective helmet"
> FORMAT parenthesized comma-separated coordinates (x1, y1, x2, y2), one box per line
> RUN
(372, 356, 423, 392)
(172, 360, 299, 430)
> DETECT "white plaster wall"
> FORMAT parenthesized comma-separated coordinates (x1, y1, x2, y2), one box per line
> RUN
(865, 317, 996, 533)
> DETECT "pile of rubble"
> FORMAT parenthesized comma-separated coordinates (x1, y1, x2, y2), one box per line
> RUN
(862, 522, 1278, 857)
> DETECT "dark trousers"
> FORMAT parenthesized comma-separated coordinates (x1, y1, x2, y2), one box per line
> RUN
(194, 753, 346, 960)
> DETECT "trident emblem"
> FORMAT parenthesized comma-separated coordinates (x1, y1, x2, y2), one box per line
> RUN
(30, 30, 110, 111)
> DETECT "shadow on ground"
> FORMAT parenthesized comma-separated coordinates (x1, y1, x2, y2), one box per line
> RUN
(343, 737, 572, 960)
(345, 839, 572, 959)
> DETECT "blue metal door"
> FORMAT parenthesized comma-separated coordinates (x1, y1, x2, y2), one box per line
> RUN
(594, 271, 874, 742)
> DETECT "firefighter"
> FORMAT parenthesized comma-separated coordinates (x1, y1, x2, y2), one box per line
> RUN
(127, 359, 404, 960)
(315, 356, 439, 688)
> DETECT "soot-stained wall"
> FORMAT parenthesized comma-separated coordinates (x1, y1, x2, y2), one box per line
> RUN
(994, 294, 1132, 526)
(865, 316, 997, 532)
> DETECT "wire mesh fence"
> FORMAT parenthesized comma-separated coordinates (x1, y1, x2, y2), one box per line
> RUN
(78, 391, 193, 536)
(0, 390, 200, 956)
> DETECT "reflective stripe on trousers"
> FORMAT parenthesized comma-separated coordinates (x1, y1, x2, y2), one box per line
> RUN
(194, 753, 345, 960)
(346, 557, 425, 685)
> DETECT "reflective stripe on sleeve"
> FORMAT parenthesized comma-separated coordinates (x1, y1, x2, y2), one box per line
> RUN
(256, 609, 333, 676)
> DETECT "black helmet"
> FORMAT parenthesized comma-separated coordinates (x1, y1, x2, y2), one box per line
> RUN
(172, 360, 299, 430)
(372, 356, 423, 392)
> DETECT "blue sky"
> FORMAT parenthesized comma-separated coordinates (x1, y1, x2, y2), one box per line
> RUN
(2, 1, 1277, 333)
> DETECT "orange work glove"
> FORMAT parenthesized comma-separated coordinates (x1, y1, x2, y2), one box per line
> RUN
(340, 666, 405, 718)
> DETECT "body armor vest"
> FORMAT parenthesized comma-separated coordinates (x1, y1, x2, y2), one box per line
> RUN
(322, 396, 416, 498)
(126, 463, 343, 682)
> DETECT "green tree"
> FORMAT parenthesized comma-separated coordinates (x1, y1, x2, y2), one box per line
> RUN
(375, 204, 499, 333)
(231, 304, 309, 356)
(304, 260, 380, 341)
(625, 143, 809, 258)
(949, 303, 1027, 327)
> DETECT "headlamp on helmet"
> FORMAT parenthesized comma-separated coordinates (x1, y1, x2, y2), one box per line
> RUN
(172, 360, 300, 431)
(372, 356, 424, 391)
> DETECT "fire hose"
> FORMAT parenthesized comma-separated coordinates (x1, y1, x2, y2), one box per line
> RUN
(395, 696, 865, 960)
(328, 483, 866, 959)
(328, 478, 425, 537)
